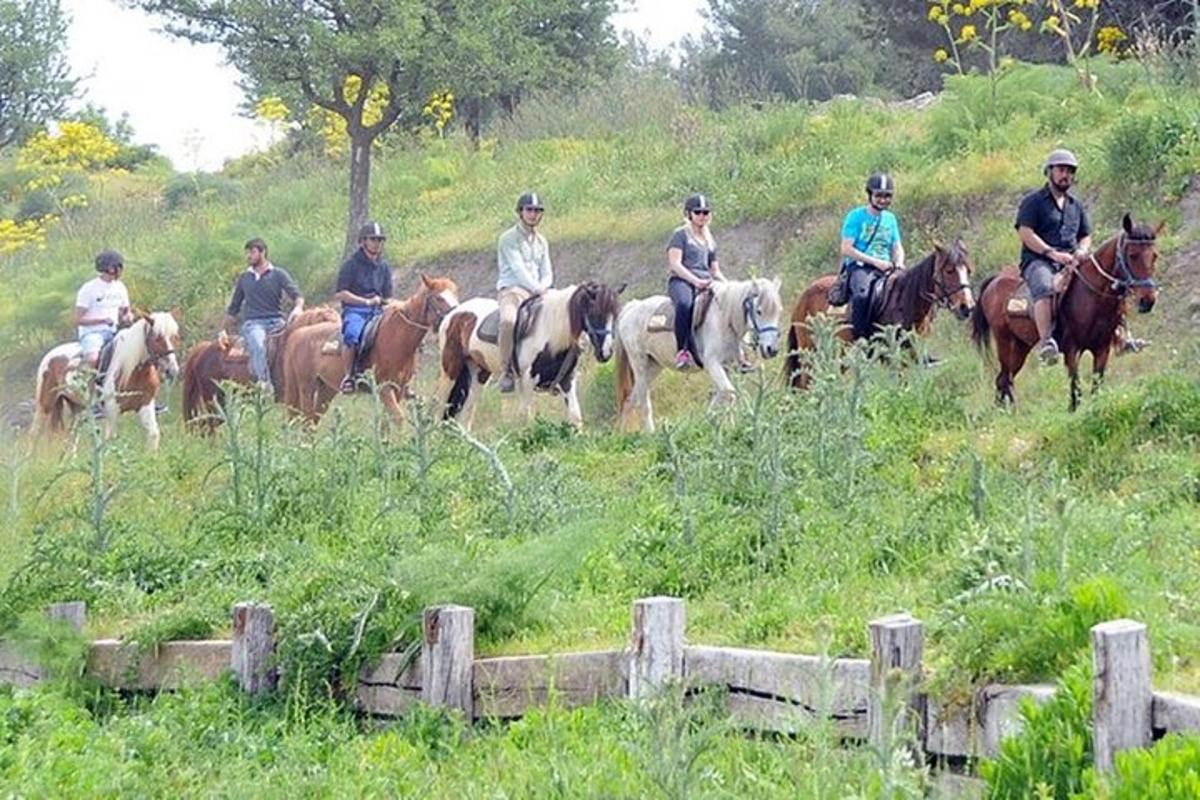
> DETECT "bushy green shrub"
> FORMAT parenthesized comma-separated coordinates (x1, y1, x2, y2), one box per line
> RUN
(1077, 733, 1200, 799)
(981, 660, 1093, 799)
(161, 172, 241, 212)
(1104, 100, 1200, 190)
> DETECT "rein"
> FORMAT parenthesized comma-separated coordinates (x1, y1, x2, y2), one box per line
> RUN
(1077, 232, 1157, 296)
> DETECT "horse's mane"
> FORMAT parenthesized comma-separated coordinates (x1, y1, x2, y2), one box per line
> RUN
(567, 282, 620, 338)
(107, 318, 151, 389)
(711, 278, 780, 330)
(896, 241, 968, 324)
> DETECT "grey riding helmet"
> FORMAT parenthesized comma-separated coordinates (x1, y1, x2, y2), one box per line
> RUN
(1044, 148, 1079, 173)
(94, 250, 124, 273)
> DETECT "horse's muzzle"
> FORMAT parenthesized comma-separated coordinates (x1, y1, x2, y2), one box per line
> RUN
(1138, 296, 1156, 313)
(956, 303, 972, 320)
(760, 342, 779, 359)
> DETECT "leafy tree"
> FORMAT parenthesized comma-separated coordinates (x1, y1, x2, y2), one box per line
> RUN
(0, 0, 77, 148)
(131, 0, 618, 255)
(681, 0, 881, 107)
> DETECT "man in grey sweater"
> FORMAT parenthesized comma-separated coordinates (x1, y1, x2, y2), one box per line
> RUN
(222, 238, 304, 395)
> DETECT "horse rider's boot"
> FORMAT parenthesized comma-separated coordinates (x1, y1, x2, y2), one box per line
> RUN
(340, 346, 359, 394)
(497, 320, 518, 393)
(1033, 298, 1059, 366)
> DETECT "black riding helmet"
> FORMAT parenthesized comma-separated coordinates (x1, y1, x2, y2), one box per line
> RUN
(94, 250, 124, 273)
(865, 173, 895, 196)
(683, 194, 711, 214)
(358, 221, 386, 240)
(516, 192, 544, 212)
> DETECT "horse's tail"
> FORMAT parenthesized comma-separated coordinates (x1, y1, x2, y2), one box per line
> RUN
(441, 313, 473, 421)
(615, 330, 633, 420)
(182, 342, 218, 432)
(970, 275, 997, 356)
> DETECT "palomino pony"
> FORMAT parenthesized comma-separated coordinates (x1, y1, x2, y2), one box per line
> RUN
(972, 213, 1161, 410)
(615, 277, 783, 433)
(783, 241, 976, 389)
(282, 274, 460, 425)
(181, 306, 340, 433)
(32, 312, 181, 450)
(438, 281, 621, 430)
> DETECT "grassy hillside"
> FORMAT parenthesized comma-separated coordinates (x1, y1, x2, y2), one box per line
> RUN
(0, 62, 1198, 795)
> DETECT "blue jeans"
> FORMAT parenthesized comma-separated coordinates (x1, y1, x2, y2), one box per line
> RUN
(78, 326, 115, 361)
(242, 316, 284, 385)
(341, 306, 381, 348)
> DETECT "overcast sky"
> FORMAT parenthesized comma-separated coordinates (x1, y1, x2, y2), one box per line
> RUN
(64, 0, 707, 172)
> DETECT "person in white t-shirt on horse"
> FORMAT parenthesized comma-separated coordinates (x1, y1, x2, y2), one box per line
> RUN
(76, 250, 132, 372)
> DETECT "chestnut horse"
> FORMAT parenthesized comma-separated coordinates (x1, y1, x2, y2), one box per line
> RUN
(181, 306, 340, 433)
(439, 281, 621, 430)
(783, 242, 975, 389)
(971, 213, 1161, 410)
(32, 312, 181, 450)
(282, 274, 459, 425)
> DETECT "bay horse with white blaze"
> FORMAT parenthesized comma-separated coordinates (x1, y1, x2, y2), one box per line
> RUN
(971, 213, 1161, 410)
(783, 241, 975, 389)
(33, 311, 181, 450)
(615, 277, 783, 433)
(438, 281, 621, 430)
(182, 306, 340, 433)
(281, 274, 459, 425)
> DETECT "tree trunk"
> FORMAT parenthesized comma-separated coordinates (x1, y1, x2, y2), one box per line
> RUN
(342, 131, 373, 261)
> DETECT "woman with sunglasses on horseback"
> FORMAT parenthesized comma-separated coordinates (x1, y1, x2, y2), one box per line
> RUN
(667, 194, 727, 370)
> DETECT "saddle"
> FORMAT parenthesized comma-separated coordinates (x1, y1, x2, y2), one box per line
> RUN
(476, 295, 544, 346)
(1005, 269, 1072, 318)
(646, 290, 715, 334)
(219, 329, 285, 369)
(850, 272, 892, 328)
(319, 311, 384, 357)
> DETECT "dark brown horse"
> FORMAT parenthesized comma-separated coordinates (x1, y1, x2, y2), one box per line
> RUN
(784, 241, 976, 389)
(282, 274, 460, 425)
(971, 213, 1161, 410)
(182, 306, 340, 433)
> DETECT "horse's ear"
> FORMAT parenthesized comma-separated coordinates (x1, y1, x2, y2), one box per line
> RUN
(772, 275, 782, 292)
(170, 305, 183, 321)
(616, 282, 627, 295)
(955, 237, 967, 252)
(1153, 220, 1166, 236)
(1122, 212, 1134, 235)
(932, 240, 945, 253)
(420, 272, 433, 288)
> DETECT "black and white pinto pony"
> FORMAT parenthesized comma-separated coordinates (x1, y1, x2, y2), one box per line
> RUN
(438, 282, 621, 430)
(33, 312, 181, 450)
(615, 277, 783, 432)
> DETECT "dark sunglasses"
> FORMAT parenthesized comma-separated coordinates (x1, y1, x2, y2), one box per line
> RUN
(872, 193, 893, 200)
(523, 206, 545, 212)
(692, 209, 712, 216)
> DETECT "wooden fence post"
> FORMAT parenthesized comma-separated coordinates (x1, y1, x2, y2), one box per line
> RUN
(231, 602, 276, 695)
(47, 601, 86, 632)
(869, 613, 926, 756)
(421, 605, 474, 717)
(1092, 619, 1151, 772)
(628, 596, 685, 699)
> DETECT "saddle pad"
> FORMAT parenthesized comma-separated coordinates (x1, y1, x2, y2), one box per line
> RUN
(360, 313, 385, 358)
(646, 296, 712, 334)
(477, 295, 544, 346)
(1006, 281, 1033, 317)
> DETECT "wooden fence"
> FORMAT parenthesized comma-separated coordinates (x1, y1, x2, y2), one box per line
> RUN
(4, 597, 1200, 772)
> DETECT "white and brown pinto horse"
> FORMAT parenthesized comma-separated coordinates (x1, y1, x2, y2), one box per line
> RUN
(33, 312, 181, 450)
(615, 277, 783, 432)
(438, 281, 621, 430)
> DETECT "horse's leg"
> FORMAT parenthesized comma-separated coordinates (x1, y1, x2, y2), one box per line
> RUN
(563, 381, 583, 430)
(462, 368, 484, 432)
(1065, 348, 1082, 412)
(380, 383, 405, 431)
(1092, 346, 1112, 395)
(518, 374, 536, 425)
(637, 359, 661, 433)
(137, 404, 160, 451)
(703, 355, 737, 410)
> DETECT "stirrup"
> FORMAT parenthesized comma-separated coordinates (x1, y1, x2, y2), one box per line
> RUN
(1036, 338, 1060, 365)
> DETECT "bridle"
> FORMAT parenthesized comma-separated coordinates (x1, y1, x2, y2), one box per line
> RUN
(741, 290, 778, 345)
(580, 288, 613, 348)
(926, 252, 973, 309)
(1076, 232, 1158, 297)
(397, 291, 457, 332)
(141, 319, 176, 369)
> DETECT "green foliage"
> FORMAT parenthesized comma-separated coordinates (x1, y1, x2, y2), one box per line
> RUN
(1104, 98, 1200, 192)
(0, 0, 77, 148)
(161, 172, 242, 212)
(981, 660, 1093, 799)
(1077, 733, 1200, 799)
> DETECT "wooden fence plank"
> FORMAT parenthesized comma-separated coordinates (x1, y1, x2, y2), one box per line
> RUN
(231, 602, 275, 695)
(1153, 691, 1200, 735)
(473, 650, 626, 718)
(356, 654, 423, 717)
(927, 684, 1056, 758)
(86, 640, 232, 689)
(47, 602, 86, 632)
(684, 645, 869, 737)
(869, 614, 926, 755)
(1092, 620, 1152, 772)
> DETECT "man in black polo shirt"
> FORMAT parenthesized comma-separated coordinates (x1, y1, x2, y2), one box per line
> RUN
(223, 238, 304, 395)
(335, 221, 393, 393)
(1015, 149, 1094, 366)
